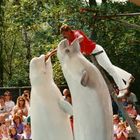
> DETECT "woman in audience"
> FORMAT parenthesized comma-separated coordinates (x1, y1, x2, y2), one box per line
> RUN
(12, 96, 28, 117)
(22, 90, 30, 111)
(13, 115, 24, 134)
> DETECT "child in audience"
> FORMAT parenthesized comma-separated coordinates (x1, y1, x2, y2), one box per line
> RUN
(9, 125, 21, 140)
(21, 123, 31, 139)
(115, 122, 129, 140)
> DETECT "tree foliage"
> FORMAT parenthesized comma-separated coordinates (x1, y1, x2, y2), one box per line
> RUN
(1, 0, 140, 98)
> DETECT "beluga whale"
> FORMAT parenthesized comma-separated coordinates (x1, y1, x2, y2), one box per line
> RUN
(57, 39, 113, 140)
(29, 53, 73, 140)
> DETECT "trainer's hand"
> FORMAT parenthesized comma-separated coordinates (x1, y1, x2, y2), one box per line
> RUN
(45, 48, 57, 61)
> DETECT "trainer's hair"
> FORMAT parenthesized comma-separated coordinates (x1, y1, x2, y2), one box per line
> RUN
(60, 24, 72, 33)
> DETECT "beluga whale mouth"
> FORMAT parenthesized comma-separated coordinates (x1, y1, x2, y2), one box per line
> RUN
(29, 49, 57, 86)
(29, 55, 47, 86)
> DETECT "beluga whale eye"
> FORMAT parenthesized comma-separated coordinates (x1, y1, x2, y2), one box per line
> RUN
(65, 49, 70, 54)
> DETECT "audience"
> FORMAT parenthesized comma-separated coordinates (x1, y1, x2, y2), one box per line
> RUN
(113, 90, 139, 139)
(0, 89, 32, 139)
(0, 86, 138, 140)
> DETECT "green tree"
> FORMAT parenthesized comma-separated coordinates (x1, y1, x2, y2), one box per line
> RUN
(0, 0, 5, 86)
(1, 0, 140, 99)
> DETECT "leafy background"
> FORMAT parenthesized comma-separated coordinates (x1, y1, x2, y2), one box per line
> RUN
(0, 0, 140, 98)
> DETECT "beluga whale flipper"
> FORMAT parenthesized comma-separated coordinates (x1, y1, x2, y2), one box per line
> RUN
(29, 54, 73, 140)
(57, 39, 113, 140)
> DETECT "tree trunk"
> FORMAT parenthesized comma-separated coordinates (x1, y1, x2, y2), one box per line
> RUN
(0, 0, 4, 86)
(22, 27, 31, 70)
(89, 0, 97, 6)
(102, 0, 107, 4)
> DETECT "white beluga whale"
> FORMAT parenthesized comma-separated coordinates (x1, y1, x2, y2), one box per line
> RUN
(29, 54, 73, 140)
(57, 39, 113, 140)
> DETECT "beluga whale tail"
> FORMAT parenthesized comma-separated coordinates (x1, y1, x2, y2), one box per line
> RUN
(57, 39, 113, 140)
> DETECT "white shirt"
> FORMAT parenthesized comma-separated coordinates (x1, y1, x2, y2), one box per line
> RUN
(127, 92, 138, 103)
(5, 100, 15, 112)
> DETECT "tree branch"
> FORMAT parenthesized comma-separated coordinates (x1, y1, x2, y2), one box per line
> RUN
(93, 13, 140, 19)
(112, 19, 140, 31)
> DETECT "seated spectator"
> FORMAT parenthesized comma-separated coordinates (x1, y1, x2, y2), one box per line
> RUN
(4, 90, 15, 113)
(15, 109, 27, 125)
(65, 94, 72, 105)
(121, 97, 128, 107)
(1, 125, 10, 139)
(0, 96, 9, 120)
(13, 115, 24, 134)
(1, 118, 12, 139)
(136, 114, 140, 124)
(63, 88, 71, 100)
(21, 123, 32, 139)
(125, 91, 138, 106)
(115, 122, 129, 140)
(0, 126, 3, 139)
(2, 129, 11, 140)
(9, 125, 21, 140)
(125, 101, 137, 119)
(0, 96, 7, 114)
(2, 118, 11, 128)
(63, 89, 73, 132)
(22, 90, 30, 110)
(0, 115, 5, 126)
(136, 122, 140, 133)
(113, 114, 121, 132)
(12, 96, 28, 117)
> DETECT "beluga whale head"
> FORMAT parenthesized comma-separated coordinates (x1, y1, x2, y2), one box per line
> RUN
(57, 39, 81, 64)
(29, 54, 53, 86)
